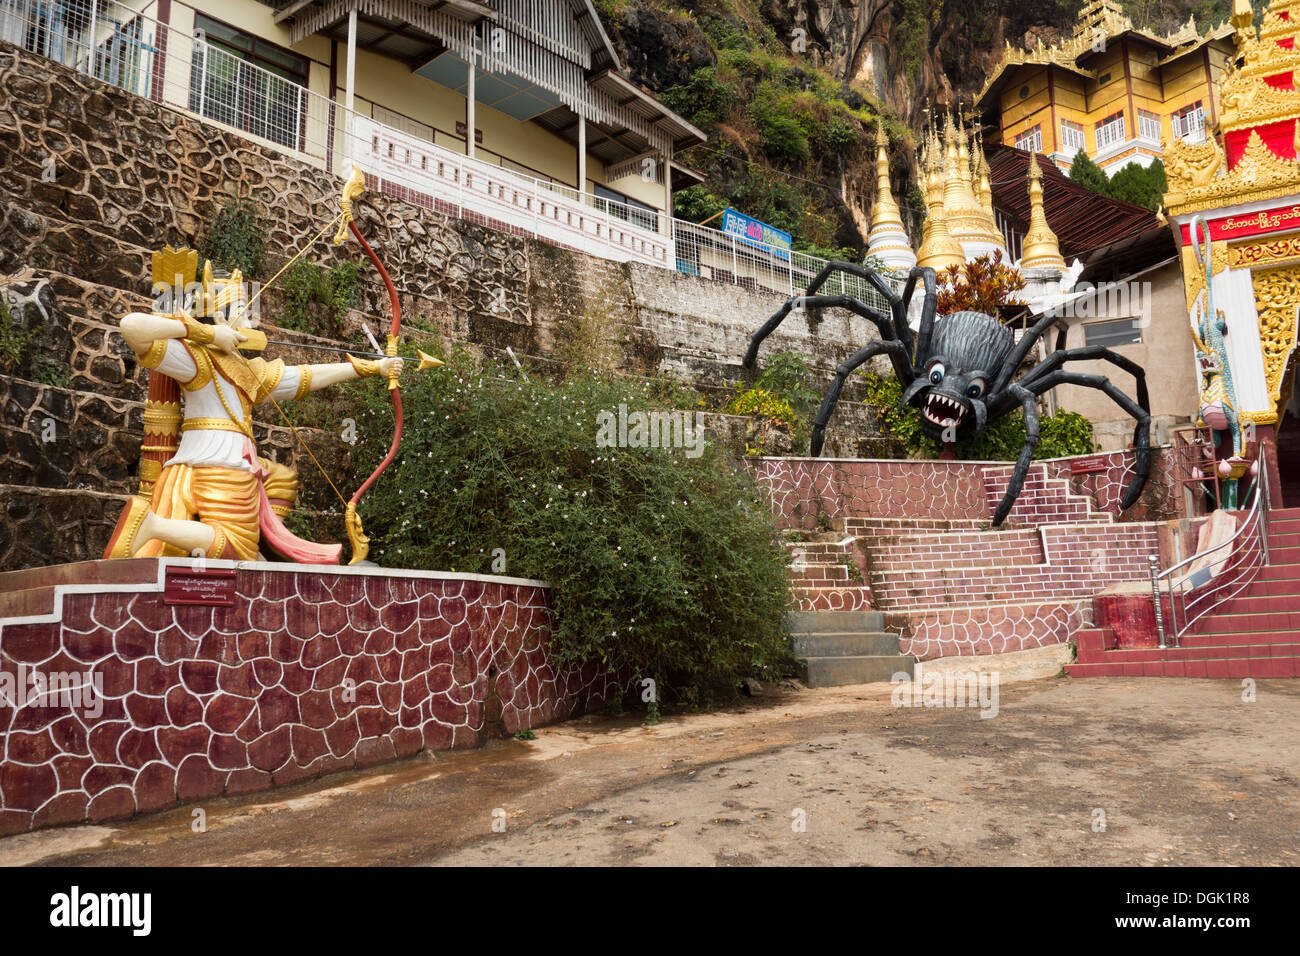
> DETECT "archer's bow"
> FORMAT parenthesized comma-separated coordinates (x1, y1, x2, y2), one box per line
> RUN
(333, 165, 410, 564)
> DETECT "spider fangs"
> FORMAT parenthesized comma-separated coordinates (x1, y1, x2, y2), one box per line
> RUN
(923, 392, 967, 430)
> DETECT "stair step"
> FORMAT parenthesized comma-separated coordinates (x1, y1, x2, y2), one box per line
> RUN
(803, 655, 915, 688)
(1066, 658, 1298, 678)
(787, 609, 883, 633)
(1215, 594, 1300, 615)
(791, 631, 900, 657)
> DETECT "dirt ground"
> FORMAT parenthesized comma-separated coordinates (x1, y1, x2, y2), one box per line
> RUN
(2, 672, 1298, 867)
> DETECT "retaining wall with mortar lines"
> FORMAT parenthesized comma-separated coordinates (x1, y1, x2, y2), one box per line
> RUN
(745, 448, 1182, 530)
(0, 558, 617, 836)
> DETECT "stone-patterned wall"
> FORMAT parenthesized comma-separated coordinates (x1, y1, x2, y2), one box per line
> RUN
(0, 559, 614, 835)
(746, 448, 1181, 531)
(745, 458, 990, 530)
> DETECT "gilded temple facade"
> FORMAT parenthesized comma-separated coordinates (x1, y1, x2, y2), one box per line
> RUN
(1165, 0, 1300, 502)
(976, 0, 1236, 174)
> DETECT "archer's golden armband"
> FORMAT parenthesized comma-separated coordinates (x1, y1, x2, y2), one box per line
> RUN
(182, 316, 216, 345)
(347, 354, 382, 378)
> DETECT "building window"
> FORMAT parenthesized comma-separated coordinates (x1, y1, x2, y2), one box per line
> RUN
(1014, 123, 1043, 153)
(1059, 119, 1085, 156)
(1083, 317, 1142, 347)
(1094, 111, 1126, 151)
(592, 184, 658, 232)
(1019, 85, 1030, 99)
(1098, 71, 1112, 85)
(1174, 101, 1206, 144)
(1138, 109, 1161, 143)
(189, 14, 308, 150)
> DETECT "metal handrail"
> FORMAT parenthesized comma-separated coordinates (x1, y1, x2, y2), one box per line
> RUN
(1152, 449, 1271, 645)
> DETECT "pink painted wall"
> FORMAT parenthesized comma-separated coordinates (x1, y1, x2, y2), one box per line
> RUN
(0, 559, 616, 836)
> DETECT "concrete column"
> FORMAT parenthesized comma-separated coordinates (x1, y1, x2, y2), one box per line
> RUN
(577, 113, 586, 200)
(344, 4, 357, 115)
(663, 151, 672, 230)
(466, 56, 476, 158)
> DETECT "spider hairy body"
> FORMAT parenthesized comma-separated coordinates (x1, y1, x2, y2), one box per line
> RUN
(743, 262, 1151, 527)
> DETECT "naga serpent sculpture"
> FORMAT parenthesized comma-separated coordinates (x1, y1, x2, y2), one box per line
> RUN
(744, 261, 1152, 526)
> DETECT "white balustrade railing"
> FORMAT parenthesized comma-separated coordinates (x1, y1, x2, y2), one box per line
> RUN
(1, 0, 895, 310)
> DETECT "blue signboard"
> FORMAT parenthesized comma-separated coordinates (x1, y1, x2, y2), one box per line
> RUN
(721, 208, 792, 261)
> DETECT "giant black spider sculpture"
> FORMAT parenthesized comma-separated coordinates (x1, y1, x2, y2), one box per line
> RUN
(743, 262, 1151, 526)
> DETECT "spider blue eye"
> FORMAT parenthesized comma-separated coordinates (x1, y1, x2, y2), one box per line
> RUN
(929, 364, 944, 385)
(967, 382, 984, 398)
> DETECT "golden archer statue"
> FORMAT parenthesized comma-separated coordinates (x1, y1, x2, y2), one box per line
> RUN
(110, 255, 402, 562)
(104, 167, 440, 564)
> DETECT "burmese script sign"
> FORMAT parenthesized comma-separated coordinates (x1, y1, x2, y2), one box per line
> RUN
(1180, 206, 1300, 245)
(163, 567, 237, 606)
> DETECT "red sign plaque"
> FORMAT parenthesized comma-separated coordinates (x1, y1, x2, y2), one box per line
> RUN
(163, 567, 237, 606)
(1069, 455, 1109, 475)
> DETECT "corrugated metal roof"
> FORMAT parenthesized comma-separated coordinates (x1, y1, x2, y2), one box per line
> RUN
(986, 144, 1160, 261)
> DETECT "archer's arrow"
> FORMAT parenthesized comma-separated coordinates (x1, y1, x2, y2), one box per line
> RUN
(252, 337, 444, 371)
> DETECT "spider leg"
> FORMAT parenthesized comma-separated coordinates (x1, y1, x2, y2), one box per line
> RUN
(811, 339, 910, 457)
(1017, 345, 1150, 412)
(901, 267, 937, 366)
(990, 310, 1067, 396)
(744, 261, 902, 370)
(991, 384, 1040, 527)
(1024, 370, 1152, 510)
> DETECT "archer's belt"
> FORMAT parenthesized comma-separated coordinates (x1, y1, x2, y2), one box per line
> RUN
(182, 417, 254, 438)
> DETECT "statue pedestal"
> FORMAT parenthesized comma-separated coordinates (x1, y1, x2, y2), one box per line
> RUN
(0, 558, 615, 836)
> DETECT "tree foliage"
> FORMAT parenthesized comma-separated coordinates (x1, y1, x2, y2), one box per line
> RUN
(1070, 152, 1167, 211)
(935, 250, 1027, 315)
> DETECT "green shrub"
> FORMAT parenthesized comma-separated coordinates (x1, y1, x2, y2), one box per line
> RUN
(352, 348, 795, 702)
(860, 370, 1095, 460)
(730, 350, 818, 451)
(199, 194, 266, 279)
(662, 67, 737, 127)
(276, 258, 361, 337)
(0, 298, 32, 372)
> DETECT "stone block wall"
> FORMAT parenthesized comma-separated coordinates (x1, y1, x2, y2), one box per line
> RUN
(0, 39, 895, 570)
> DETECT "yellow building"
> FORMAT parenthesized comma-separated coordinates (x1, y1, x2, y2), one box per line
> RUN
(975, 0, 1235, 174)
(0, 0, 705, 229)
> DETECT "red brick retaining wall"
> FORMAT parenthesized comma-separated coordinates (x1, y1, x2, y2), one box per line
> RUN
(0, 558, 614, 836)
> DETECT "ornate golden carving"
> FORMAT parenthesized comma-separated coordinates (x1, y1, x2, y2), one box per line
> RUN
(1229, 234, 1300, 268)
(1165, 130, 1300, 216)
(1251, 263, 1300, 406)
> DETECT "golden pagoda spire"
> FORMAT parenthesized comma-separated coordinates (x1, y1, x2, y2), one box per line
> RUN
(941, 112, 1008, 259)
(1020, 153, 1067, 272)
(866, 119, 916, 270)
(871, 120, 904, 229)
(917, 120, 965, 272)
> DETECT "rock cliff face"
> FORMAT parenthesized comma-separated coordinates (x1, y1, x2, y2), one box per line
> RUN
(596, 0, 1229, 249)
(602, 1, 1226, 127)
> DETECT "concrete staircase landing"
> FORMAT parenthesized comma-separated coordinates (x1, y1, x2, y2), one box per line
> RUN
(788, 610, 914, 687)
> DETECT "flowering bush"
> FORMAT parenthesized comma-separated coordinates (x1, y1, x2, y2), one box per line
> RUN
(348, 346, 795, 704)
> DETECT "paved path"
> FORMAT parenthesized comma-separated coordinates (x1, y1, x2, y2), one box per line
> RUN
(3, 675, 1298, 866)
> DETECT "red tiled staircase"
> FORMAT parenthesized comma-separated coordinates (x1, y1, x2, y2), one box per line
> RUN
(1065, 506, 1300, 678)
